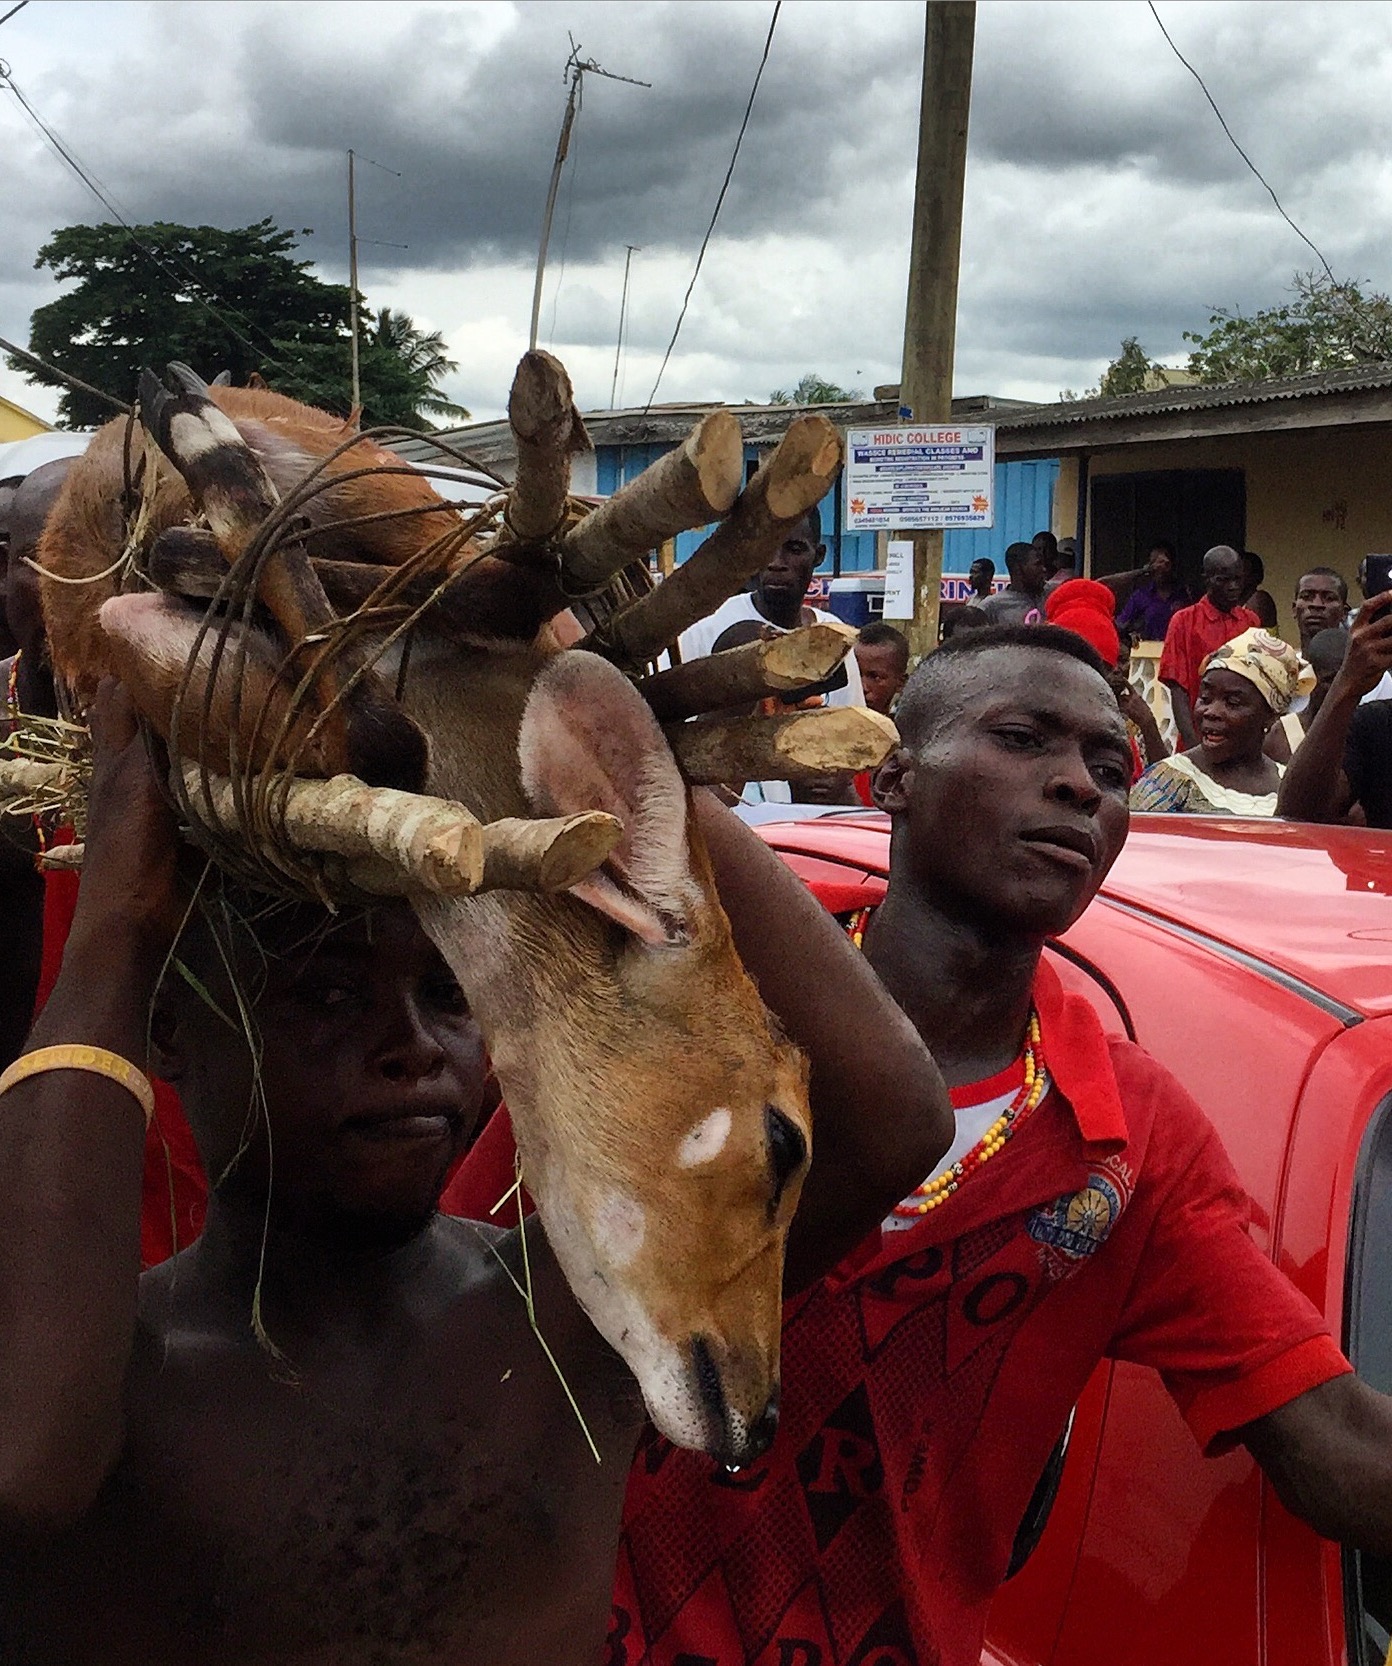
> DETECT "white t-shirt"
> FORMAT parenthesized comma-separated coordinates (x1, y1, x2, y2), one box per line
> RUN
(882, 1070, 1052, 1234)
(677, 593, 866, 708)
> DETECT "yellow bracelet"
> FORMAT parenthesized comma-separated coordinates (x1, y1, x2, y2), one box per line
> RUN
(0, 1045, 155, 1128)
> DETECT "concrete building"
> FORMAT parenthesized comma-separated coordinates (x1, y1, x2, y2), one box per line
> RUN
(0, 393, 52, 444)
(989, 363, 1392, 644)
(394, 394, 1055, 585)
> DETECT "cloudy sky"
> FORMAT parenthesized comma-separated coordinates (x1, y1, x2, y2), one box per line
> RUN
(1, 0, 1389, 426)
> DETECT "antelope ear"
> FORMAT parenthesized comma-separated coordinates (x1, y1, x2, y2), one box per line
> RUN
(519, 651, 703, 946)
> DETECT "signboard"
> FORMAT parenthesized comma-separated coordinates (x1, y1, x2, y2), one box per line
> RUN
(844, 425, 996, 532)
(883, 540, 914, 619)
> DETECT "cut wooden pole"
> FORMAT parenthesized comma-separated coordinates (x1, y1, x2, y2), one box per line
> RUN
(480, 811, 622, 892)
(667, 705, 898, 785)
(0, 756, 71, 801)
(41, 814, 623, 899)
(637, 621, 856, 721)
(38, 843, 84, 872)
(180, 764, 485, 897)
(560, 409, 743, 592)
(593, 414, 843, 668)
(504, 350, 590, 544)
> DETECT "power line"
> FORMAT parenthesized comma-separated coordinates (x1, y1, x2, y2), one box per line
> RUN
(0, 2, 31, 27)
(644, 0, 780, 410)
(0, 62, 301, 376)
(0, 331, 130, 414)
(1146, 1, 1336, 285)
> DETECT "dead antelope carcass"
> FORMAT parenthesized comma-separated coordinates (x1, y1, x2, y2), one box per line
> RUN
(35, 353, 885, 1465)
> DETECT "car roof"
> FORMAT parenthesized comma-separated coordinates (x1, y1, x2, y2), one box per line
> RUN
(753, 810, 1392, 1020)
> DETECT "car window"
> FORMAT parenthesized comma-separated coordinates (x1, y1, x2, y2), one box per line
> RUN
(1343, 1091, 1392, 1665)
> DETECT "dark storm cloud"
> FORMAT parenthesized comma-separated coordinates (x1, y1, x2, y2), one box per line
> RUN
(8, 1, 917, 280)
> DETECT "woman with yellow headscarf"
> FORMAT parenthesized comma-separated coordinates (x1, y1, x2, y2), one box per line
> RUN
(1130, 629, 1316, 815)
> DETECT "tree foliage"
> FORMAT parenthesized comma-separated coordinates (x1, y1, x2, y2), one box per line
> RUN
(1097, 336, 1158, 397)
(368, 309, 470, 422)
(9, 219, 468, 430)
(768, 372, 863, 405)
(1184, 272, 1392, 383)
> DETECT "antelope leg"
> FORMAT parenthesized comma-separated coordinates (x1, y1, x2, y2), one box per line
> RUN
(179, 765, 485, 897)
(139, 369, 428, 790)
(502, 350, 590, 545)
(559, 409, 743, 593)
(637, 622, 856, 721)
(592, 414, 844, 669)
(140, 369, 337, 664)
(666, 705, 898, 785)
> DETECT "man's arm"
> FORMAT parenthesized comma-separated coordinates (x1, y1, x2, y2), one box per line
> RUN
(1279, 593, 1392, 822)
(690, 793, 952, 1289)
(0, 683, 184, 1534)
(1163, 680, 1197, 750)
(1242, 1374, 1392, 1555)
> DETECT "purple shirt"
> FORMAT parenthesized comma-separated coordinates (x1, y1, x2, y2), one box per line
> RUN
(1117, 580, 1192, 641)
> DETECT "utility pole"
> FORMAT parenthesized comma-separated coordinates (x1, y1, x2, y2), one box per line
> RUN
(900, 1, 975, 659)
(347, 148, 361, 412)
(610, 243, 640, 407)
(346, 149, 405, 418)
(530, 40, 650, 352)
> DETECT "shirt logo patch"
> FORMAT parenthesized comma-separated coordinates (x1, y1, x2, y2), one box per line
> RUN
(1027, 1170, 1127, 1266)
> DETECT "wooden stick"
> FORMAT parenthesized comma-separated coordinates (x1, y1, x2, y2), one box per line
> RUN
(42, 815, 623, 899)
(180, 765, 484, 897)
(593, 414, 844, 668)
(637, 621, 856, 721)
(0, 756, 71, 801)
(504, 350, 590, 544)
(666, 706, 898, 785)
(481, 812, 622, 892)
(560, 409, 743, 592)
(38, 843, 84, 872)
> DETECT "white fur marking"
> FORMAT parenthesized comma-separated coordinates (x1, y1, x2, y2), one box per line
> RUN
(168, 410, 230, 462)
(678, 1108, 732, 1168)
(592, 1191, 647, 1270)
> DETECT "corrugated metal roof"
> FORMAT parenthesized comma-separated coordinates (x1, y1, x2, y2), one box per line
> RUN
(390, 392, 1040, 470)
(991, 360, 1392, 431)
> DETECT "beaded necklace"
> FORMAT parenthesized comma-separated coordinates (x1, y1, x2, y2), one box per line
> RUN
(891, 1011, 1045, 1217)
(843, 902, 1047, 1217)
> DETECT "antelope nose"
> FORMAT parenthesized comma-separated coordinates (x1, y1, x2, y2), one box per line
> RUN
(692, 1335, 781, 1468)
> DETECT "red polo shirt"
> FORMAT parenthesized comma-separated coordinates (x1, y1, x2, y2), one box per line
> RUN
(1158, 594, 1260, 709)
(598, 960, 1348, 1666)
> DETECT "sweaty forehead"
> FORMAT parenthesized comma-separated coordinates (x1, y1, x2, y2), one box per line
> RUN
(939, 649, 1124, 741)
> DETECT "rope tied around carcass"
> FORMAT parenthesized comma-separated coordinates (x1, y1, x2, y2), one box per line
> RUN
(162, 426, 652, 904)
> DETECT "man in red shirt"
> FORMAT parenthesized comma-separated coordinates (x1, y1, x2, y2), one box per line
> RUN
(1159, 544, 1259, 747)
(603, 625, 1392, 1666)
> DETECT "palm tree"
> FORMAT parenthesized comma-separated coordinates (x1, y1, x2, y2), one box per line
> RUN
(370, 308, 472, 423)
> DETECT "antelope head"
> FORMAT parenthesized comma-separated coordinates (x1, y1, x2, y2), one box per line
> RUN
(36, 355, 876, 1465)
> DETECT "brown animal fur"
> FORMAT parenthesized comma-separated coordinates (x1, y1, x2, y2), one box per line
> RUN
(38, 380, 813, 1463)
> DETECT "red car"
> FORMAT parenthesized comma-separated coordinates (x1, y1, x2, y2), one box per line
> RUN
(753, 809, 1392, 1666)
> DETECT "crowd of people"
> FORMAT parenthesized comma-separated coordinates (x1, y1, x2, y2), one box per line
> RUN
(4, 453, 1392, 1666)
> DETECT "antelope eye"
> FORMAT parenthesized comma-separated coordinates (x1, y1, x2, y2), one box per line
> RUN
(765, 1106, 808, 1207)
